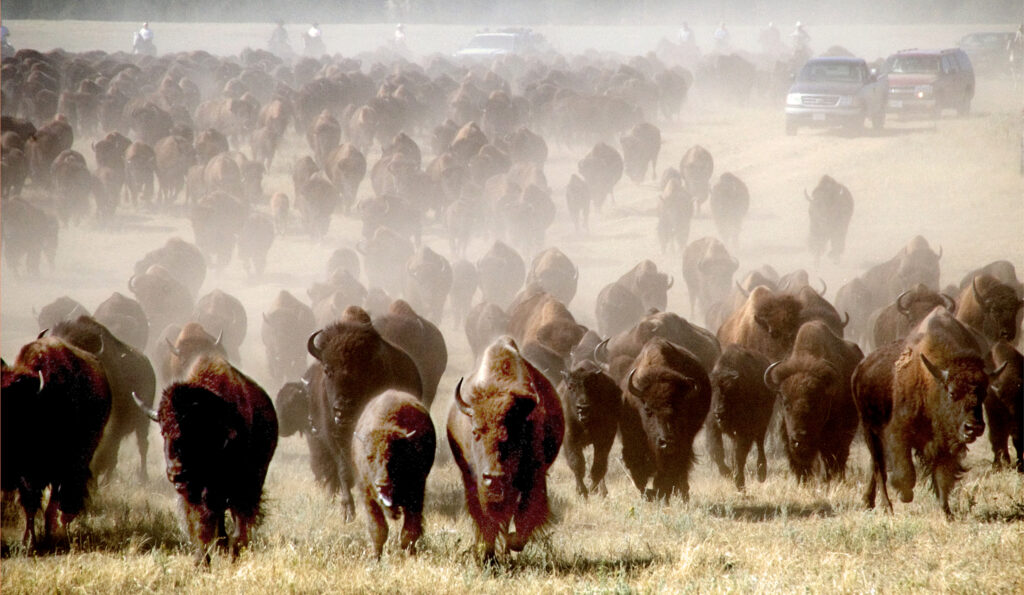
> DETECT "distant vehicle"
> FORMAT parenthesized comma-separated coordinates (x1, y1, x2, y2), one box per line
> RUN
(454, 28, 549, 58)
(884, 48, 974, 117)
(958, 32, 1014, 75)
(784, 56, 887, 135)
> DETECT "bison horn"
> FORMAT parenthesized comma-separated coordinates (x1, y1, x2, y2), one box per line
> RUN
(972, 277, 988, 310)
(307, 330, 324, 361)
(940, 294, 956, 313)
(214, 331, 223, 347)
(936, 245, 942, 260)
(817, 278, 827, 296)
(37, 328, 49, 339)
(132, 391, 159, 422)
(403, 429, 417, 440)
(300, 376, 311, 388)
(896, 290, 913, 317)
(626, 368, 643, 397)
(735, 281, 750, 298)
(804, 189, 812, 202)
(666, 275, 674, 290)
(165, 337, 182, 357)
(572, 265, 579, 282)
(840, 311, 850, 328)
(763, 361, 781, 391)
(988, 361, 1008, 379)
(593, 338, 609, 364)
(920, 354, 949, 385)
(128, 274, 139, 293)
(37, 370, 45, 393)
(454, 377, 473, 416)
(96, 335, 105, 356)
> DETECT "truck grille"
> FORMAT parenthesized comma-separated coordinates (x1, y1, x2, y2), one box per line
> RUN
(801, 95, 839, 107)
(889, 86, 916, 97)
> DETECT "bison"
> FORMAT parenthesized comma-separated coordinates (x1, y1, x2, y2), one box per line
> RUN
(261, 290, 317, 383)
(619, 337, 711, 501)
(709, 172, 749, 249)
(558, 360, 621, 497)
(373, 300, 448, 410)
(525, 247, 579, 307)
(984, 340, 1023, 471)
(447, 336, 564, 560)
(93, 292, 149, 352)
(869, 284, 955, 350)
(353, 390, 436, 557)
(806, 175, 854, 264)
(717, 285, 802, 361)
(619, 121, 661, 183)
(679, 145, 713, 215)
(956, 274, 1024, 344)
(682, 236, 739, 322)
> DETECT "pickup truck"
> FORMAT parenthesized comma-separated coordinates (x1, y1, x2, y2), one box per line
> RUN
(784, 57, 888, 135)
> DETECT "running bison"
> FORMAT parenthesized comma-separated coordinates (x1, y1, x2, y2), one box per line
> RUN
(806, 175, 854, 264)
(984, 340, 1023, 471)
(558, 360, 621, 497)
(447, 336, 564, 561)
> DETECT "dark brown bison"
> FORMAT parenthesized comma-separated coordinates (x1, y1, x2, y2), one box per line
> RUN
(526, 247, 579, 307)
(764, 321, 863, 481)
(657, 175, 694, 254)
(578, 142, 623, 209)
(984, 340, 1023, 471)
(806, 175, 854, 264)
(191, 191, 247, 268)
(679, 145, 713, 215)
(476, 240, 525, 310)
(353, 390, 436, 557)
(594, 280, 646, 339)
(558, 360, 621, 497)
(134, 330, 277, 563)
(129, 267, 195, 346)
(861, 235, 943, 310)
(2, 198, 58, 276)
(324, 143, 367, 211)
(791, 285, 849, 338)
(853, 308, 996, 517)
(602, 310, 722, 383)
(50, 316, 157, 481)
(306, 109, 341, 168)
(192, 290, 248, 364)
(306, 307, 423, 520)
(153, 134, 195, 207)
(35, 295, 87, 334)
(373, 300, 448, 411)
(958, 260, 1023, 298)
(718, 286, 802, 361)
(133, 237, 207, 298)
(619, 337, 711, 501)
(617, 259, 674, 312)
(682, 237, 739, 321)
(296, 173, 339, 241)
(956, 274, 1024, 344)
(261, 290, 316, 383)
(834, 277, 875, 346)
(870, 284, 955, 350)
(2, 337, 111, 550)
(706, 345, 773, 490)
(619, 121, 661, 183)
(709, 172, 749, 248)
(447, 336, 564, 560)
(93, 292, 149, 352)
(404, 246, 453, 325)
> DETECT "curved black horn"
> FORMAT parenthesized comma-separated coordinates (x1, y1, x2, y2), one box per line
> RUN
(306, 330, 323, 361)
(454, 377, 472, 416)
(920, 354, 949, 384)
(940, 294, 956, 313)
(132, 391, 159, 422)
(988, 361, 1008, 379)
(37, 328, 49, 339)
(128, 274, 139, 293)
(763, 361, 781, 391)
(895, 289, 912, 317)
(96, 334, 105, 356)
(817, 278, 827, 296)
(840, 311, 850, 328)
(626, 368, 643, 397)
(972, 277, 988, 310)
(735, 280, 750, 298)
(165, 337, 182, 358)
(593, 338, 609, 364)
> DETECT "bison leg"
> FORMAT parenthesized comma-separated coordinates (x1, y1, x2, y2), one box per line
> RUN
(361, 487, 389, 558)
(931, 460, 960, 520)
(135, 427, 150, 482)
(732, 436, 754, 491)
(705, 422, 730, 478)
(562, 435, 589, 498)
(399, 507, 423, 556)
(862, 428, 893, 513)
(888, 435, 917, 504)
(18, 487, 42, 549)
(589, 432, 615, 497)
(986, 409, 1010, 468)
(508, 476, 550, 552)
(754, 436, 768, 483)
(183, 500, 222, 566)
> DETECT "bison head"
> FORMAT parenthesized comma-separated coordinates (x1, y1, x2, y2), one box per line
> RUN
(972, 277, 1024, 342)
(920, 354, 999, 445)
(626, 366, 696, 457)
(765, 357, 840, 480)
(753, 294, 802, 353)
(274, 381, 310, 437)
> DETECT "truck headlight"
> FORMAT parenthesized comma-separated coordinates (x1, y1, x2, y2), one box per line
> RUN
(914, 85, 933, 99)
(786, 93, 802, 106)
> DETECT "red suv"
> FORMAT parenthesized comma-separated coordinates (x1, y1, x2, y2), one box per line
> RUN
(884, 48, 975, 117)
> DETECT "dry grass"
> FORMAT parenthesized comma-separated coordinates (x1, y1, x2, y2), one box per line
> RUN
(3, 20, 1024, 595)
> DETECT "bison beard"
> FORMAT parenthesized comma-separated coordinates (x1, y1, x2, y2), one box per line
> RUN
(447, 336, 564, 561)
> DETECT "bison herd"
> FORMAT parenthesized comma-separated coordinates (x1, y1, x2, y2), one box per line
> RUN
(1, 37, 1022, 565)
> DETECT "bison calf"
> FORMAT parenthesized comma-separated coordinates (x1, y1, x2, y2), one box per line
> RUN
(558, 361, 621, 497)
(353, 390, 436, 557)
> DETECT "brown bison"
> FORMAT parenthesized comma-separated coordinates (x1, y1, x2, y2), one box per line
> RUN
(764, 321, 863, 481)
(619, 337, 712, 501)
(577, 142, 623, 209)
(373, 300, 448, 410)
(135, 331, 278, 563)
(617, 259, 674, 312)
(129, 266, 195, 345)
(526, 247, 579, 307)
(447, 336, 564, 560)
(709, 172, 749, 249)
(50, 316, 157, 482)
(93, 292, 149, 352)
(679, 145, 713, 214)
(601, 310, 721, 384)
(718, 285, 802, 361)
(2, 337, 111, 550)
(806, 175, 854, 264)
(853, 308, 996, 517)
(133, 237, 207, 298)
(706, 345, 773, 490)
(984, 340, 1022, 471)
(353, 390, 436, 557)
(956, 274, 1024, 344)
(558, 360, 621, 497)
(306, 307, 423, 520)
(192, 289, 248, 364)
(682, 236, 739, 322)
(262, 290, 317, 383)
(404, 246, 453, 325)
(465, 302, 511, 363)
(594, 280, 646, 339)
(870, 284, 955, 350)
(2, 198, 59, 276)
(619, 121, 661, 183)
(657, 175, 695, 254)
(476, 240, 525, 310)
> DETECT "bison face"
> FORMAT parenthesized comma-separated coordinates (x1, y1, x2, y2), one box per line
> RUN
(975, 284, 1024, 342)
(627, 369, 694, 457)
(777, 365, 838, 470)
(274, 381, 310, 437)
(754, 297, 801, 349)
(920, 355, 989, 444)
(561, 369, 594, 425)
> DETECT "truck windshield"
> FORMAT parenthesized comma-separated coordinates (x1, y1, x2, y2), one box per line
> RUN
(889, 55, 940, 74)
(797, 62, 865, 83)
